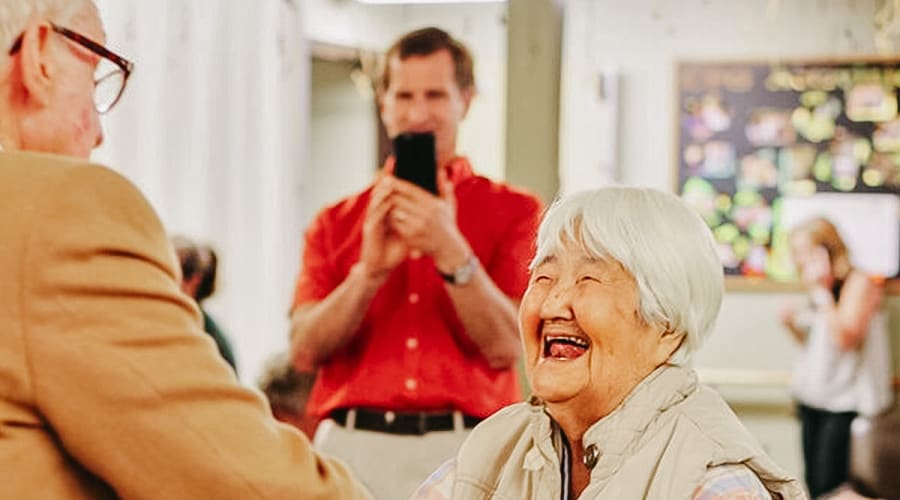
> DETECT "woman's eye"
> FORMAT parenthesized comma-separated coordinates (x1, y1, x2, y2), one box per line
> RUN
(532, 274, 551, 283)
(579, 275, 601, 284)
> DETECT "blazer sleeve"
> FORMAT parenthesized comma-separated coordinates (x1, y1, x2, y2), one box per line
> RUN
(20, 164, 371, 500)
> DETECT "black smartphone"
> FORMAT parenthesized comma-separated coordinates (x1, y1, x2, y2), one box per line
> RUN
(393, 132, 438, 194)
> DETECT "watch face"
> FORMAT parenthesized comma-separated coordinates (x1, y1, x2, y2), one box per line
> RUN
(453, 256, 478, 285)
(441, 255, 479, 285)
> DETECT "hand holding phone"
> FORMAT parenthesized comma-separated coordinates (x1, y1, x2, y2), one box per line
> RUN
(393, 132, 438, 195)
(800, 245, 831, 287)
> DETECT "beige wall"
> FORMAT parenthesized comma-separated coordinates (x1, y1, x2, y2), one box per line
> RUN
(559, 0, 879, 191)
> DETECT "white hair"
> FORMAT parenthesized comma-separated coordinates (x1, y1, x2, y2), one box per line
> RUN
(0, 0, 90, 55)
(532, 186, 724, 365)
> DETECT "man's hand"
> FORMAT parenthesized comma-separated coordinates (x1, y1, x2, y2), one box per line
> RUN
(388, 169, 471, 273)
(360, 177, 409, 283)
(777, 303, 797, 329)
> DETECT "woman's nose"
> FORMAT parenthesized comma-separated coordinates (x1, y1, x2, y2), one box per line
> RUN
(540, 283, 574, 320)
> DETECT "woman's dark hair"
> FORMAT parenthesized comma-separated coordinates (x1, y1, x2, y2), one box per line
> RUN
(171, 235, 218, 302)
(195, 246, 218, 302)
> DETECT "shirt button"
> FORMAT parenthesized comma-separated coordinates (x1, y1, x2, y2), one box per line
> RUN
(406, 337, 419, 350)
(408, 293, 420, 304)
(405, 378, 418, 391)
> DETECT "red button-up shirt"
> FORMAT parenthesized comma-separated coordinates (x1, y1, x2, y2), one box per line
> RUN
(292, 157, 543, 419)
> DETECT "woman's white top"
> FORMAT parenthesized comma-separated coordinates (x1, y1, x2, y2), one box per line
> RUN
(791, 303, 893, 416)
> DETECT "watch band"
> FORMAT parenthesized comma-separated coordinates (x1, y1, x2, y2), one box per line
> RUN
(439, 255, 479, 286)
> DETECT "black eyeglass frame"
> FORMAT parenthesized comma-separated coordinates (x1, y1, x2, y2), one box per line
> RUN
(8, 23, 134, 113)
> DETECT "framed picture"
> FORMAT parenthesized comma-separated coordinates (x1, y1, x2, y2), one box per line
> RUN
(676, 58, 900, 283)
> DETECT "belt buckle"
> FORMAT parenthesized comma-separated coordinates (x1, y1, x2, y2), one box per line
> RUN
(417, 412, 427, 435)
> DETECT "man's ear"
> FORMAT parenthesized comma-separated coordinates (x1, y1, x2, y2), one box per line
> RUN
(18, 22, 55, 108)
(376, 90, 387, 127)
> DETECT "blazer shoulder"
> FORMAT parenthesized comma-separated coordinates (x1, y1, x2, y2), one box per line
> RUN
(0, 149, 107, 175)
(21, 158, 174, 280)
(1, 151, 143, 204)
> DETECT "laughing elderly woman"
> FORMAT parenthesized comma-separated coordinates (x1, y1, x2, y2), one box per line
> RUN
(413, 187, 805, 500)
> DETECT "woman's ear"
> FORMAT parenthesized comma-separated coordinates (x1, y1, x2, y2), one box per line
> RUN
(17, 23, 55, 108)
(657, 327, 686, 363)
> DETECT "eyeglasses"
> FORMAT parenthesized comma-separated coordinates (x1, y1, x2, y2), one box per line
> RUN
(8, 23, 134, 114)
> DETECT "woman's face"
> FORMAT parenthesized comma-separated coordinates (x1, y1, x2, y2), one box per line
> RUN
(520, 239, 682, 423)
(789, 232, 833, 287)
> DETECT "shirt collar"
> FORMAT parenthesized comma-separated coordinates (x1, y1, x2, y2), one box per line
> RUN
(383, 155, 474, 187)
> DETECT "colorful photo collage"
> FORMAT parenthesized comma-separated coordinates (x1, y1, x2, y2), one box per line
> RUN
(678, 62, 900, 279)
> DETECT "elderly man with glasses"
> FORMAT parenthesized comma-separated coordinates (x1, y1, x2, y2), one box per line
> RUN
(0, 1, 371, 499)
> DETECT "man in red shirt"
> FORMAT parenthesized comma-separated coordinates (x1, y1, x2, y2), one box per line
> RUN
(290, 27, 543, 499)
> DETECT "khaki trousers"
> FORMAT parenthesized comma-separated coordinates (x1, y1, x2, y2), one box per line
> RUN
(313, 414, 470, 500)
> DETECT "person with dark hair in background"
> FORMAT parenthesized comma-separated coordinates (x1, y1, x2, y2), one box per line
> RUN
(289, 26, 543, 499)
(173, 235, 238, 373)
(0, 1, 371, 497)
(780, 217, 892, 498)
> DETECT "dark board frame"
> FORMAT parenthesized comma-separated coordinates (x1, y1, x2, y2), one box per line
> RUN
(674, 57, 900, 292)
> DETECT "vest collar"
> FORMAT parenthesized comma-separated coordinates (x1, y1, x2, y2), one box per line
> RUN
(526, 365, 698, 489)
(581, 365, 697, 487)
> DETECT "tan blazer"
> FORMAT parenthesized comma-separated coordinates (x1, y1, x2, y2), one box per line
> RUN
(0, 151, 372, 500)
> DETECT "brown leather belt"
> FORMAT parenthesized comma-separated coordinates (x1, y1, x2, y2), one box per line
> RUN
(329, 408, 482, 435)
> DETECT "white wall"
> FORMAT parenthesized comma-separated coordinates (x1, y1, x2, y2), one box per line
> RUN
(305, 58, 379, 226)
(94, 0, 308, 385)
(560, 0, 894, 479)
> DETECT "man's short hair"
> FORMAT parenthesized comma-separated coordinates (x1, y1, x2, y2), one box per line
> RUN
(0, 0, 89, 55)
(378, 26, 475, 93)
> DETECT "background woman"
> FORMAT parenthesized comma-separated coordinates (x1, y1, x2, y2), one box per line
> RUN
(780, 217, 892, 498)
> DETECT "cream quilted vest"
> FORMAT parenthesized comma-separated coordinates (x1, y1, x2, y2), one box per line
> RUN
(453, 365, 806, 499)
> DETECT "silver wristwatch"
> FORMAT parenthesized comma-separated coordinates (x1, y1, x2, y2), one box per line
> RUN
(439, 255, 479, 286)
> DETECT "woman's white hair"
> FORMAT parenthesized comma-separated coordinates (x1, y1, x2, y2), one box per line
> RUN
(0, 0, 90, 55)
(532, 186, 724, 365)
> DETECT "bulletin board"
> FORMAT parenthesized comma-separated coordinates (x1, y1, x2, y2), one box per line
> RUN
(675, 58, 900, 284)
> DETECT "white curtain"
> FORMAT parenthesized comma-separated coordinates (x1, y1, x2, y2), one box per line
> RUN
(92, 0, 309, 384)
